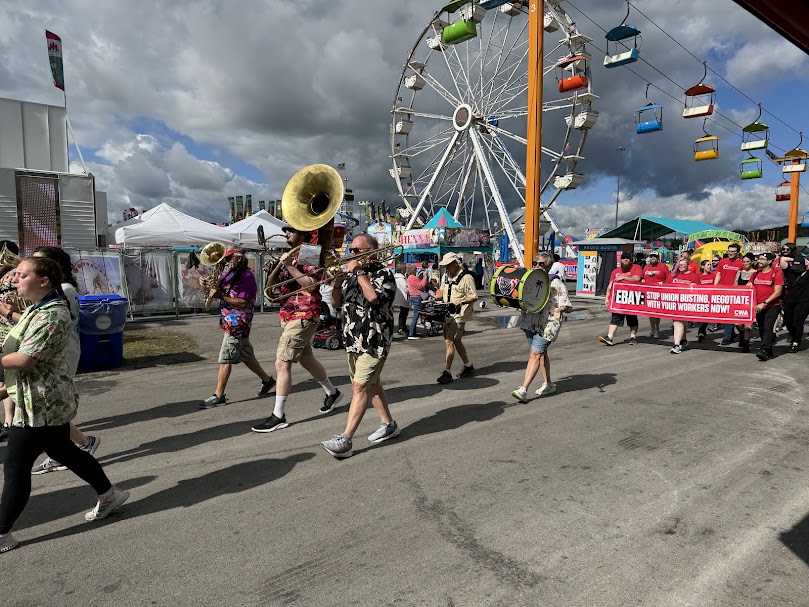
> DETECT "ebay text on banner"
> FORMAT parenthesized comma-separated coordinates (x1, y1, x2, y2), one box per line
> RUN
(608, 283, 754, 323)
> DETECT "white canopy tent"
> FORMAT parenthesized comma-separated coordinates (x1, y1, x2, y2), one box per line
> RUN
(114, 203, 237, 247)
(226, 210, 288, 249)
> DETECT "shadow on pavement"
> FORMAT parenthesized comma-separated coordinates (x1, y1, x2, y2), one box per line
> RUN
(13, 475, 157, 532)
(780, 512, 809, 567)
(20, 454, 314, 548)
(554, 373, 618, 394)
(78, 401, 212, 433)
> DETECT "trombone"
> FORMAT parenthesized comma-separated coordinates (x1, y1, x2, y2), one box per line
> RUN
(264, 244, 403, 302)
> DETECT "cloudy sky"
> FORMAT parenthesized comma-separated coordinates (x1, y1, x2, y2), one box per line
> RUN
(1, 0, 806, 238)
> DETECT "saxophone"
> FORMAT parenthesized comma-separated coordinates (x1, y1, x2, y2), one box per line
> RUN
(199, 242, 227, 311)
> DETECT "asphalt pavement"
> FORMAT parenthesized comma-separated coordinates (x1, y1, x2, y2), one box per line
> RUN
(2, 291, 809, 607)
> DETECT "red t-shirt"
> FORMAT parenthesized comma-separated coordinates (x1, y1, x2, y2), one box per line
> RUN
(668, 271, 699, 286)
(610, 264, 643, 283)
(698, 271, 716, 285)
(715, 258, 744, 286)
(750, 266, 785, 307)
(642, 264, 670, 284)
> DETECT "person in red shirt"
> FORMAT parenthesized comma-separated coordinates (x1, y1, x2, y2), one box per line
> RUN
(667, 257, 699, 353)
(696, 259, 715, 342)
(672, 249, 699, 276)
(598, 253, 642, 346)
(641, 251, 670, 339)
(406, 261, 429, 339)
(714, 243, 745, 345)
(749, 252, 785, 361)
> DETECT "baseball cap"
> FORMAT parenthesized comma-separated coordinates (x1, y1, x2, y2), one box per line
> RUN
(224, 247, 245, 257)
(281, 225, 309, 235)
(438, 252, 462, 266)
(648, 251, 660, 258)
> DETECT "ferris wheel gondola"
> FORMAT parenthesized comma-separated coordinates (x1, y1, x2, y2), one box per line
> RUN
(390, 1, 597, 265)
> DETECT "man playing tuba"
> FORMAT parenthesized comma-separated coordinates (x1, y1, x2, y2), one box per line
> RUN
(198, 247, 275, 408)
(251, 226, 342, 433)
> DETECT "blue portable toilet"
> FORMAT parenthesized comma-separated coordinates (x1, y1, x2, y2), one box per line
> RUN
(77, 294, 128, 372)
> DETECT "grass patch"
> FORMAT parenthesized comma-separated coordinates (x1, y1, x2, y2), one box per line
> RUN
(123, 326, 203, 369)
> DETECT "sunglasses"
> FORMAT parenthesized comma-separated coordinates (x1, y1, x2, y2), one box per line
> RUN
(349, 247, 370, 254)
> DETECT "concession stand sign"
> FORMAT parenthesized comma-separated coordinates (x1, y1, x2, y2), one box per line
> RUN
(608, 283, 755, 323)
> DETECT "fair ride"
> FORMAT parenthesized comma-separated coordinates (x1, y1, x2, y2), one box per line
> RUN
(390, 0, 598, 264)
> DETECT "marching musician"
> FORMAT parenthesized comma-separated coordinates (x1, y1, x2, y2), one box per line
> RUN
(198, 247, 275, 409)
(250, 226, 341, 433)
(321, 234, 399, 458)
(436, 252, 478, 384)
(511, 253, 572, 402)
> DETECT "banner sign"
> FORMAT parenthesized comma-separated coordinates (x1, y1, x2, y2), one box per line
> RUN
(560, 259, 578, 280)
(443, 228, 491, 248)
(585, 227, 606, 240)
(608, 283, 755, 323)
(245, 194, 253, 217)
(687, 229, 743, 244)
(235, 195, 244, 221)
(228, 196, 236, 223)
(46, 30, 65, 91)
(368, 221, 392, 246)
(397, 228, 438, 249)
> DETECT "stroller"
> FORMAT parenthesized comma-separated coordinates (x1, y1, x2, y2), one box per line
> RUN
(416, 299, 451, 337)
(312, 302, 343, 350)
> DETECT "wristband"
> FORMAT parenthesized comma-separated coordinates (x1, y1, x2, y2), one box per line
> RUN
(5, 309, 12, 322)
(355, 269, 367, 277)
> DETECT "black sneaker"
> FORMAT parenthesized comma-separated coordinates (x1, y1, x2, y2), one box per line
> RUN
(790, 342, 800, 353)
(251, 414, 289, 433)
(437, 370, 453, 384)
(256, 378, 276, 398)
(720, 338, 732, 346)
(319, 389, 343, 414)
(756, 349, 769, 361)
(697, 333, 706, 342)
(199, 394, 227, 409)
(456, 365, 475, 378)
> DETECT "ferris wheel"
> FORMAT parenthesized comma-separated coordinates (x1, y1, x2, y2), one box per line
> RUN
(390, 0, 598, 263)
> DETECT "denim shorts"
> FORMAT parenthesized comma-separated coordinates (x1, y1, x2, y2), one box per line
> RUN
(523, 330, 551, 354)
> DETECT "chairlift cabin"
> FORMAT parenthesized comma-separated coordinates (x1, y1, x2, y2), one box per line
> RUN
(740, 157, 763, 180)
(802, 212, 809, 229)
(442, 19, 477, 45)
(604, 25, 640, 68)
(635, 103, 662, 134)
(694, 136, 718, 161)
(557, 55, 589, 94)
(741, 123, 769, 151)
(683, 84, 715, 118)
(776, 181, 791, 201)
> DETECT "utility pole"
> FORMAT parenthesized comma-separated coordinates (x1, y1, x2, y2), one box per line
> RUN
(524, 1, 543, 266)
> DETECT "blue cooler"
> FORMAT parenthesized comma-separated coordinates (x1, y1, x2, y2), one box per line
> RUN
(78, 294, 128, 372)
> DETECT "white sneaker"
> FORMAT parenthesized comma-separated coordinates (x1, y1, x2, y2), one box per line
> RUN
(85, 487, 130, 521)
(536, 383, 557, 397)
(511, 386, 528, 403)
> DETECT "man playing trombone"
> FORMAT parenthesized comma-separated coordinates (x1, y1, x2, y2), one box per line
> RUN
(322, 234, 399, 458)
(251, 226, 342, 433)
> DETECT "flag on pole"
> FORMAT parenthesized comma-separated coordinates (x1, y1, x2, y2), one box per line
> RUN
(236, 195, 244, 221)
(336, 163, 346, 171)
(245, 194, 253, 217)
(228, 196, 236, 223)
(258, 200, 266, 211)
(45, 31, 65, 91)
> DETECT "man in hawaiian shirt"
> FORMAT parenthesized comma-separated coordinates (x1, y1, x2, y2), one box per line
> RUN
(199, 248, 275, 408)
(511, 252, 572, 402)
(251, 227, 342, 432)
(321, 234, 399, 459)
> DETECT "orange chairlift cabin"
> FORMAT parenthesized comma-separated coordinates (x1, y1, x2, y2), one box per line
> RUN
(741, 104, 769, 151)
(557, 54, 589, 94)
(604, 3, 641, 68)
(694, 120, 718, 161)
(683, 62, 715, 119)
(776, 181, 791, 201)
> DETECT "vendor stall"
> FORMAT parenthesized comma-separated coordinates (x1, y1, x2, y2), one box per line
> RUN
(569, 238, 642, 297)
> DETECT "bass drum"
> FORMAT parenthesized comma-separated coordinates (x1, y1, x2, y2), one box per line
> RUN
(490, 266, 550, 313)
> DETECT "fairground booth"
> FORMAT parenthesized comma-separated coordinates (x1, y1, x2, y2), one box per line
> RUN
(395, 208, 494, 278)
(573, 216, 733, 297)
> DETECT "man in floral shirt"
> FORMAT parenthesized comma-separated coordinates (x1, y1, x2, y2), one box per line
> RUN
(199, 248, 275, 408)
(511, 252, 572, 402)
(322, 234, 399, 458)
(251, 227, 342, 433)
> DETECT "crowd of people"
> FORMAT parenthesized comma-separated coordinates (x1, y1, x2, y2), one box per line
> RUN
(598, 242, 809, 360)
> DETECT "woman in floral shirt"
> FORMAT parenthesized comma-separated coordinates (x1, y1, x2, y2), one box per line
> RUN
(0, 257, 129, 553)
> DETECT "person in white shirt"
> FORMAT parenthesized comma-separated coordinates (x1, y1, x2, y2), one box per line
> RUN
(548, 253, 567, 281)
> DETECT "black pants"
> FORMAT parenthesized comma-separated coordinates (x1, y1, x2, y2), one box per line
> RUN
(0, 424, 111, 534)
(756, 305, 781, 353)
(398, 307, 409, 333)
(783, 301, 809, 345)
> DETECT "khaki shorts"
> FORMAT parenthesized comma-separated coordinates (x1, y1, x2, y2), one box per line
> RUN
(443, 317, 465, 342)
(347, 352, 386, 386)
(219, 333, 256, 364)
(276, 319, 318, 363)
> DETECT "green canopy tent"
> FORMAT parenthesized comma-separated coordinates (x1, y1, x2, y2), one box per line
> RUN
(601, 216, 728, 242)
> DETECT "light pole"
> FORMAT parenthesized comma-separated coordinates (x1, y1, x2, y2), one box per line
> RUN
(615, 146, 626, 228)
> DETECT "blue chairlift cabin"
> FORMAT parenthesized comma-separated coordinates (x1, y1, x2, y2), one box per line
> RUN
(635, 84, 662, 134)
(604, 4, 640, 68)
(740, 157, 763, 180)
(803, 212, 809, 229)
